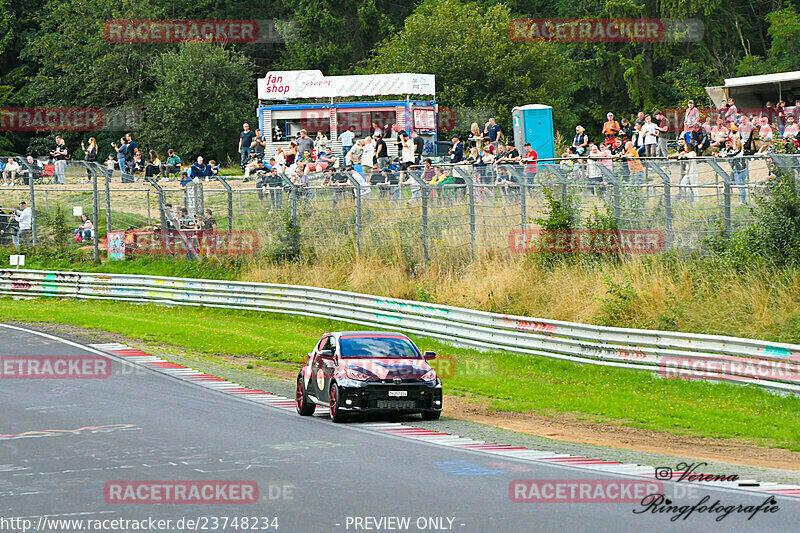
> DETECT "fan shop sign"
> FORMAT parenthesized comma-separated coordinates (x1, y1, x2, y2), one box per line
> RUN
(258, 70, 435, 100)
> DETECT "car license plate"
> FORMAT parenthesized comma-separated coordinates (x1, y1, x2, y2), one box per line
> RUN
(388, 390, 408, 397)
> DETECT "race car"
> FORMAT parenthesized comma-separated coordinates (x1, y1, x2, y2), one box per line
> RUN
(296, 331, 443, 422)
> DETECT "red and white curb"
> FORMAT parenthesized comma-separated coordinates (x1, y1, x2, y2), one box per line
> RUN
(92, 342, 800, 499)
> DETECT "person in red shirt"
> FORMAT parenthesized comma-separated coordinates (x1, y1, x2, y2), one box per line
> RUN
(522, 142, 538, 187)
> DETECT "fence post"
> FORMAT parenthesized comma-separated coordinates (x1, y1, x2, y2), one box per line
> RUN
(212, 175, 234, 234)
(146, 189, 151, 223)
(91, 163, 100, 263)
(706, 158, 737, 237)
(644, 161, 672, 249)
(100, 164, 112, 233)
(21, 158, 38, 246)
(347, 174, 362, 254)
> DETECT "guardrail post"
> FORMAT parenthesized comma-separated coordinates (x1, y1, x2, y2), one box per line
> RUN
(146, 189, 151, 223)
(91, 163, 100, 263)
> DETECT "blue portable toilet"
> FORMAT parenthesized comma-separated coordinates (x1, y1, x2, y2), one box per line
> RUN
(512, 104, 555, 161)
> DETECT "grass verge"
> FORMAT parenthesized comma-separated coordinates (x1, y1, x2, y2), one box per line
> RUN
(2, 297, 799, 451)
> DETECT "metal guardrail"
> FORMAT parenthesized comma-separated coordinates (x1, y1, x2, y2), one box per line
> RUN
(2, 269, 799, 394)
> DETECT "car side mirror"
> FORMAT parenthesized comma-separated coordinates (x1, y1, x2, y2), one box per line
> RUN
(423, 351, 437, 360)
(318, 349, 334, 360)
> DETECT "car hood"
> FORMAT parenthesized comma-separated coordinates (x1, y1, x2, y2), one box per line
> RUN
(343, 358, 431, 380)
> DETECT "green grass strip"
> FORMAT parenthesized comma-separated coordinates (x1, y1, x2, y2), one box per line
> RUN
(2, 297, 799, 450)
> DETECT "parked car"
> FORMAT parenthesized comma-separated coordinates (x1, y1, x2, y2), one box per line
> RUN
(296, 331, 443, 422)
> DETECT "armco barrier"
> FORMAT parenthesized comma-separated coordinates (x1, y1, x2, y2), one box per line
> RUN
(2, 269, 799, 394)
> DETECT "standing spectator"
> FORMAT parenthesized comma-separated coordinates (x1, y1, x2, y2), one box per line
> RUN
(619, 118, 633, 142)
(484, 117, 503, 147)
(763, 101, 777, 125)
(81, 137, 98, 183)
(361, 136, 375, 171)
(112, 136, 128, 176)
(716, 138, 747, 204)
(51, 136, 68, 184)
(601, 112, 620, 146)
(399, 133, 416, 168)
(653, 110, 669, 157)
(776, 100, 787, 135)
(641, 115, 658, 157)
(347, 140, 364, 176)
(793, 99, 800, 122)
(634, 111, 645, 127)
(2, 158, 20, 187)
(314, 131, 329, 154)
(448, 136, 463, 164)
(620, 141, 644, 185)
(161, 149, 181, 181)
(296, 129, 314, 158)
(13, 201, 32, 247)
(586, 144, 604, 195)
(632, 122, 646, 155)
(145, 150, 161, 178)
(572, 126, 588, 155)
(668, 138, 698, 202)
(683, 100, 700, 137)
(468, 123, 484, 149)
(251, 128, 266, 159)
(374, 134, 389, 169)
(339, 126, 356, 158)
(522, 143, 537, 185)
(725, 98, 738, 123)
(238, 123, 255, 170)
(410, 130, 425, 165)
(125, 133, 137, 170)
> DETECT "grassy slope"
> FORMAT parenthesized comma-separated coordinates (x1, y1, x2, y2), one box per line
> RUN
(3, 297, 799, 451)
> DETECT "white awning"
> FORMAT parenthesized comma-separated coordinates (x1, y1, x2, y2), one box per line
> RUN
(723, 71, 800, 87)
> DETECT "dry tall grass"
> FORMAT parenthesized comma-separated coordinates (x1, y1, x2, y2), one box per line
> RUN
(244, 249, 800, 343)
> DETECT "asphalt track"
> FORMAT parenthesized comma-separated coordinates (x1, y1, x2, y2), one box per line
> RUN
(1, 323, 798, 533)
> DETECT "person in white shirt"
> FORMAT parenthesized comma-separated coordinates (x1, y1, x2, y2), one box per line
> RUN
(668, 138, 698, 202)
(641, 115, 658, 157)
(3, 158, 20, 186)
(346, 166, 371, 196)
(13, 201, 32, 248)
(400, 133, 415, 170)
(338, 127, 356, 158)
(361, 136, 375, 170)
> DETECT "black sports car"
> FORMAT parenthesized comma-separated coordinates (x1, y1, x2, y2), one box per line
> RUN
(296, 331, 443, 422)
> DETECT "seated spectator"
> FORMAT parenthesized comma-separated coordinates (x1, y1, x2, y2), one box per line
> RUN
(309, 147, 337, 173)
(494, 165, 517, 199)
(689, 123, 710, 155)
(757, 117, 774, 153)
(74, 214, 93, 242)
(145, 150, 161, 178)
(131, 150, 144, 176)
(159, 149, 181, 181)
(187, 156, 209, 185)
(3, 158, 20, 187)
(782, 115, 800, 139)
(709, 119, 729, 151)
(207, 160, 220, 180)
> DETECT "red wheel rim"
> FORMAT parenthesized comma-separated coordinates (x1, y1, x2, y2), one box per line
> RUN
(330, 386, 337, 417)
(296, 381, 303, 410)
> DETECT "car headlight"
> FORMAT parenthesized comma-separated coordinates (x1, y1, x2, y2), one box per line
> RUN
(421, 369, 437, 381)
(346, 368, 373, 381)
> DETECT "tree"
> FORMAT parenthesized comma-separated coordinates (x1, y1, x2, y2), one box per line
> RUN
(736, 4, 800, 76)
(361, 0, 578, 136)
(140, 43, 255, 163)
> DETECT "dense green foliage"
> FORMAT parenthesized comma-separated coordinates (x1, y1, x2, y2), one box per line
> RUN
(0, 0, 796, 159)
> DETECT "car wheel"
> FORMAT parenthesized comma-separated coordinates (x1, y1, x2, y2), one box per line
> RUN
(421, 411, 441, 421)
(296, 378, 315, 416)
(329, 382, 347, 423)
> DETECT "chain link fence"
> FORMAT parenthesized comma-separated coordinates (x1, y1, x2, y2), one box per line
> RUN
(0, 154, 795, 262)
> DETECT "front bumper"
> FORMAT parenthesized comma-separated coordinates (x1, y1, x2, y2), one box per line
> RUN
(336, 380, 443, 413)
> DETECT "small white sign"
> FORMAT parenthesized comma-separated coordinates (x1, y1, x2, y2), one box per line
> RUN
(10, 255, 25, 266)
(73, 206, 83, 217)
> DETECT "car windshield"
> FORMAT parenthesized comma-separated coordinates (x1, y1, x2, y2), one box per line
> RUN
(339, 336, 420, 359)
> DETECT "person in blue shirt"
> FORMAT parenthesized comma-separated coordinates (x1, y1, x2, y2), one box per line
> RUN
(190, 156, 209, 179)
(484, 117, 503, 147)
